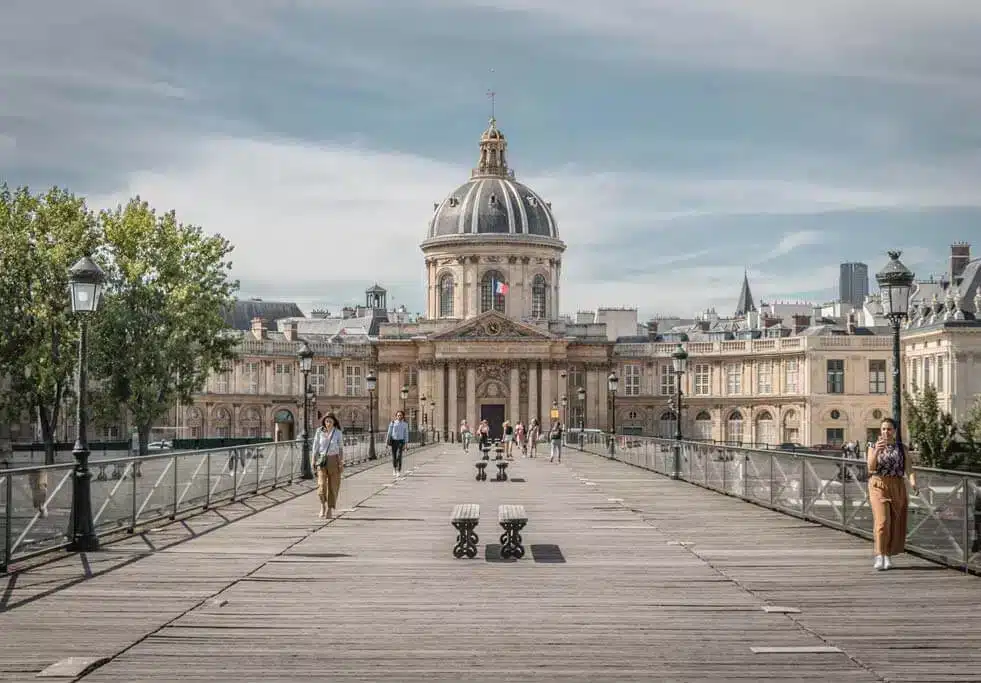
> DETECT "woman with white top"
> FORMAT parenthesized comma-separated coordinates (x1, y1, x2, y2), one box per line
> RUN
(460, 420, 472, 452)
(311, 412, 344, 519)
(386, 410, 410, 479)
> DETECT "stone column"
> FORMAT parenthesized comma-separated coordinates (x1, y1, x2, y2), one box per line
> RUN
(448, 363, 458, 439)
(586, 369, 600, 430)
(466, 364, 477, 426)
(509, 365, 520, 421)
(434, 363, 446, 438)
(528, 362, 539, 422)
(541, 363, 553, 422)
(389, 368, 401, 420)
(418, 363, 430, 430)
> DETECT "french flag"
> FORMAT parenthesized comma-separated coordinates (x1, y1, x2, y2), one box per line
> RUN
(494, 279, 509, 296)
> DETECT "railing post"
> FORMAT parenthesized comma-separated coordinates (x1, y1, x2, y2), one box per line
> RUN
(3, 474, 13, 572)
(232, 449, 239, 502)
(963, 476, 971, 569)
(769, 453, 775, 507)
(171, 455, 179, 519)
(800, 457, 807, 515)
(842, 456, 850, 526)
(205, 453, 212, 509)
(273, 445, 279, 488)
(129, 460, 138, 533)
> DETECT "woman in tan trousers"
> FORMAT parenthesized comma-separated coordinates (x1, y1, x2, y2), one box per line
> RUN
(866, 417, 917, 571)
(311, 412, 344, 519)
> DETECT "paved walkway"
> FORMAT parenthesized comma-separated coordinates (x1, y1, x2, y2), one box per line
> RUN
(1, 445, 978, 682)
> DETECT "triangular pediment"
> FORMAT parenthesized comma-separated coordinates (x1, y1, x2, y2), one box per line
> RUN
(429, 311, 553, 341)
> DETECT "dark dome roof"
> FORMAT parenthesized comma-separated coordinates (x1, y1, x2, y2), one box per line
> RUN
(425, 117, 560, 241)
(428, 177, 558, 239)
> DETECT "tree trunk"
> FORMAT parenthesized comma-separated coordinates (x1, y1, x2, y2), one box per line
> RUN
(138, 423, 151, 456)
(38, 403, 57, 465)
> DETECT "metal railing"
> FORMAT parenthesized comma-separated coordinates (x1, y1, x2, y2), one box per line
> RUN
(570, 432, 981, 573)
(0, 433, 398, 571)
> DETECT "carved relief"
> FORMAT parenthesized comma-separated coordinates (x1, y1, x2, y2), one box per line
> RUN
(485, 255, 500, 263)
(468, 255, 479, 264)
(521, 256, 531, 264)
(508, 256, 518, 264)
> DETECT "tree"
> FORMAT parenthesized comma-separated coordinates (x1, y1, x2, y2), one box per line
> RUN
(0, 185, 100, 464)
(904, 383, 961, 470)
(90, 198, 239, 454)
(959, 397, 981, 473)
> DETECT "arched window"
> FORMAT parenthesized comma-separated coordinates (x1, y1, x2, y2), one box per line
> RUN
(726, 410, 744, 445)
(755, 410, 776, 446)
(659, 411, 676, 438)
(694, 411, 713, 441)
(480, 270, 506, 313)
(439, 274, 455, 318)
(531, 274, 548, 319)
(214, 407, 231, 438)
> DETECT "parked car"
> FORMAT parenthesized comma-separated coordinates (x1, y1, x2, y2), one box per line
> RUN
(147, 440, 172, 451)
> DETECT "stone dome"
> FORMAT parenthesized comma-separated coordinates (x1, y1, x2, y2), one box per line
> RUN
(426, 118, 559, 241)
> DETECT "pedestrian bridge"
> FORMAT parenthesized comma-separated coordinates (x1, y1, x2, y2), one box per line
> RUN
(1, 439, 979, 682)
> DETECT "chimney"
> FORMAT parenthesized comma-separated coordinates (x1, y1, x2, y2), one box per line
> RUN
(950, 242, 971, 285)
(645, 319, 658, 340)
(283, 321, 298, 342)
(250, 317, 267, 340)
(792, 314, 810, 334)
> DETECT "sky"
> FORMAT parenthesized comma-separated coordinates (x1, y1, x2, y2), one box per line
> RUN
(3, 1, 981, 320)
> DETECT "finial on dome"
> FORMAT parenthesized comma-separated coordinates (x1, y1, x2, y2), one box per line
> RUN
(472, 115, 511, 178)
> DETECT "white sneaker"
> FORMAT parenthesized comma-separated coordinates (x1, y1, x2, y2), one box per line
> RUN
(882, 556, 894, 570)
(873, 555, 884, 570)
(393, 470, 398, 479)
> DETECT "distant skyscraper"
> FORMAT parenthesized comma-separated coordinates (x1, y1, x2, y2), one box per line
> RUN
(839, 262, 869, 308)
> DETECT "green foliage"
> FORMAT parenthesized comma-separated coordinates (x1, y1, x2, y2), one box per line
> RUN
(959, 397, 981, 473)
(903, 383, 962, 470)
(89, 198, 239, 454)
(0, 185, 100, 462)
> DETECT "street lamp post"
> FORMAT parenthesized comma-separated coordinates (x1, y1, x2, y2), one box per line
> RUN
(67, 255, 105, 553)
(297, 342, 314, 480)
(419, 395, 427, 445)
(875, 250, 915, 438)
(671, 343, 689, 480)
(607, 372, 618, 457)
(400, 385, 409, 417)
(367, 370, 377, 460)
(429, 400, 436, 441)
(577, 386, 586, 451)
(560, 395, 568, 428)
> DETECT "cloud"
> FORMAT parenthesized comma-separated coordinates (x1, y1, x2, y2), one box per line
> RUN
(757, 230, 826, 264)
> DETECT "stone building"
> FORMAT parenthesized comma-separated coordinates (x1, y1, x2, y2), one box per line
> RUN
(170, 117, 906, 448)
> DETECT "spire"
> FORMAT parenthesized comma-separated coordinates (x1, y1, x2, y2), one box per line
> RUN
(735, 271, 757, 316)
(472, 117, 512, 178)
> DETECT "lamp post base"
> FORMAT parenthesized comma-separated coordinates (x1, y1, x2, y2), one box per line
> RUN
(66, 449, 100, 553)
(368, 439, 377, 460)
(672, 442, 682, 480)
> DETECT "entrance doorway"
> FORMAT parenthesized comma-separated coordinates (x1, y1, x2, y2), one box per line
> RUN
(480, 404, 505, 440)
(274, 409, 295, 441)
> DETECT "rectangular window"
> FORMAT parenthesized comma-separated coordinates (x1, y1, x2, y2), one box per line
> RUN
(624, 364, 642, 397)
(923, 357, 933, 388)
(756, 361, 773, 394)
(785, 359, 799, 394)
(345, 365, 363, 396)
(310, 365, 328, 395)
(568, 366, 584, 393)
(246, 362, 260, 394)
(826, 359, 844, 394)
(274, 363, 293, 395)
(693, 363, 711, 396)
(825, 427, 845, 446)
(659, 364, 675, 396)
(725, 363, 742, 395)
(408, 367, 418, 388)
(868, 360, 886, 394)
(912, 358, 921, 390)
(936, 356, 945, 392)
(216, 369, 230, 394)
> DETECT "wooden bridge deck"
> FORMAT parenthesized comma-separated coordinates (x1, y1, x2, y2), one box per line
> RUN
(1, 445, 978, 682)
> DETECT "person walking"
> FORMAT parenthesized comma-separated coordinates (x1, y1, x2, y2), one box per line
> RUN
(460, 419, 472, 453)
(386, 410, 410, 479)
(867, 417, 917, 570)
(548, 420, 563, 463)
(515, 421, 527, 457)
(311, 412, 344, 519)
(502, 420, 515, 459)
(477, 420, 490, 455)
(528, 418, 541, 458)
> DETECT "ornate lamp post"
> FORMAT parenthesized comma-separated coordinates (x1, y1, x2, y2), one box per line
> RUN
(366, 370, 377, 459)
(875, 251, 915, 438)
(577, 386, 586, 451)
(297, 342, 314, 480)
(419, 394, 427, 445)
(560, 394, 568, 427)
(400, 384, 409, 417)
(67, 256, 105, 552)
(429, 399, 436, 441)
(671, 343, 689, 479)
(607, 372, 619, 457)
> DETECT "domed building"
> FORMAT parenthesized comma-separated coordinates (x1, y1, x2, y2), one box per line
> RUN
(421, 117, 565, 321)
(173, 118, 901, 449)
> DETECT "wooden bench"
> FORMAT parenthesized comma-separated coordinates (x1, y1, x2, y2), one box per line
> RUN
(451, 504, 480, 558)
(495, 460, 509, 481)
(474, 461, 488, 481)
(498, 504, 527, 559)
